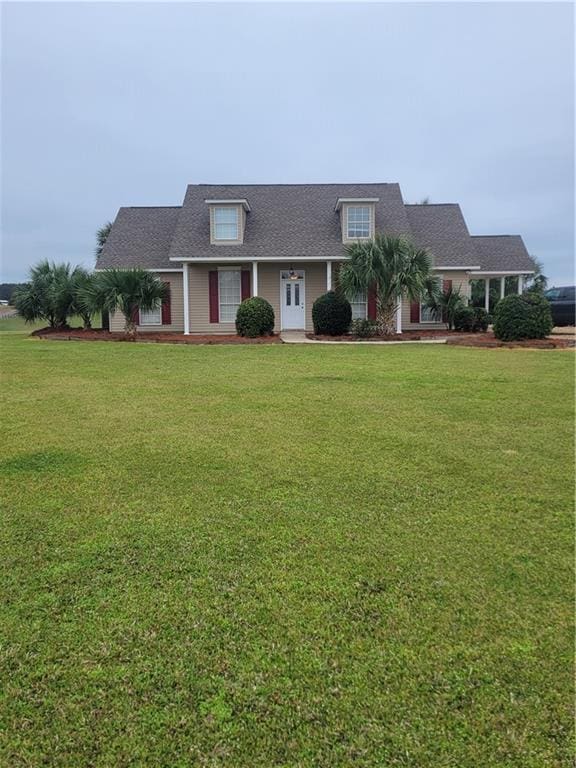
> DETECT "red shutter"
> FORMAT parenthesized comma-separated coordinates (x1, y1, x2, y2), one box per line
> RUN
(442, 279, 452, 324)
(241, 271, 251, 301)
(131, 306, 140, 325)
(367, 284, 377, 320)
(209, 271, 219, 323)
(161, 283, 171, 325)
(410, 302, 420, 323)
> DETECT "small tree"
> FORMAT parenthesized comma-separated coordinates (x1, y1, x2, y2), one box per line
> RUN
(81, 268, 166, 338)
(71, 268, 97, 329)
(339, 235, 434, 335)
(424, 284, 466, 330)
(12, 260, 76, 328)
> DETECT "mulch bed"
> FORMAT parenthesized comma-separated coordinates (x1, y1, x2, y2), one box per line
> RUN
(307, 330, 451, 342)
(445, 333, 575, 349)
(31, 328, 282, 345)
(31, 327, 575, 349)
(307, 330, 575, 349)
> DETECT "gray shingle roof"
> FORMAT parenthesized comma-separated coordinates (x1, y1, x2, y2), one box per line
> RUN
(471, 235, 536, 272)
(96, 207, 181, 269)
(96, 184, 535, 274)
(404, 204, 479, 267)
(168, 183, 412, 260)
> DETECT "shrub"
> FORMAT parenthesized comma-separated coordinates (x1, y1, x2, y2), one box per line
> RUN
(493, 293, 553, 341)
(351, 318, 378, 338)
(312, 291, 352, 335)
(453, 306, 476, 332)
(454, 306, 490, 333)
(236, 297, 275, 337)
(472, 307, 489, 332)
(424, 285, 465, 330)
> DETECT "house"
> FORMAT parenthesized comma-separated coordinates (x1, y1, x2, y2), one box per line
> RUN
(96, 183, 537, 334)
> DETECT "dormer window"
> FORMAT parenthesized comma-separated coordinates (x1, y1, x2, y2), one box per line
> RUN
(214, 207, 239, 241)
(205, 198, 250, 245)
(347, 206, 371, 239)
(334, 197, 378, 242)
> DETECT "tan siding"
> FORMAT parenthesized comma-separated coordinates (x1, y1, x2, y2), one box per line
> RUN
(188, 263, 252, 334)
(402, 271, 470, 330)
(257, 264, 281, 332)
(187, 261, 330, 333)
(109, 272, 184, 333)
(303, 263, 328, 331)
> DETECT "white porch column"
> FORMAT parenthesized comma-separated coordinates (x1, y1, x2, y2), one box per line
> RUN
(396, 297, 402, 334)
(500, 277, 506, 300)
(326, 260, 332, 291)
(484, 278, 490, 311)
(252, 261, 259, 296)
(183, 264, 190, 335)
(517, 275, 523, 294)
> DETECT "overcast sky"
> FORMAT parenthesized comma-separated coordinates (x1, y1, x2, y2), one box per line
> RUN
(1, 2, 574, 284)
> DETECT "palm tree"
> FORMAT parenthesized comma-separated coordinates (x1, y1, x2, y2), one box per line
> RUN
(12, 260, 76, 328)
(70, 267, 97, 329)
(95, 222, 113, 259)
(339, 234, 434, 335)
(424, 283, 466, 330)
(81, 268, 166, 338)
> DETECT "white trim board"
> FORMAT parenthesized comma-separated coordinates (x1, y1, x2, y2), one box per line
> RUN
(435, 265, 480, 270)
(94, 267, 183, 272)
(469, 270, 534, 275)
(170, 256, 337, 263)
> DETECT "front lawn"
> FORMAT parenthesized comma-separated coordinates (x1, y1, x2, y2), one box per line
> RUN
(1, 331, 573, 767)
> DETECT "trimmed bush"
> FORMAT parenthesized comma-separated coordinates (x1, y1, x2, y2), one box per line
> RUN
(493, 293, 553, 341)
(351, 318, 378, 338)
(236, 297, 275, 337)
(453, 306, 476, 332)
(312, 291, 352, 335)
(454, 306, 490, 332)
(454, 307, 489, 333)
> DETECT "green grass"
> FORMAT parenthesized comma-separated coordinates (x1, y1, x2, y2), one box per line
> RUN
(0, 314, 101, 333)
(1, 331, 573, 767)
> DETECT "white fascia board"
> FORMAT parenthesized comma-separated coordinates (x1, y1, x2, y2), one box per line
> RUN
(204, 198, 251, 211)
(469, 270, 535, 275)
(94, 267, 183, 272)
(169, 255, 337, 263)
(334, 197, 379, 211)
(434, 265, 481, 271)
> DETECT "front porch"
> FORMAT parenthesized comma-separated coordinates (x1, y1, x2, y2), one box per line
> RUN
(181, 259, 343, 335)
(179, 260, 527, 335)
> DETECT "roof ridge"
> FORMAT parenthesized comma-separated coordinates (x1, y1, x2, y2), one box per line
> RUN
(189, 182, 399, 188)
(472, 234, 519, 238)
(405, 203, 459, 207)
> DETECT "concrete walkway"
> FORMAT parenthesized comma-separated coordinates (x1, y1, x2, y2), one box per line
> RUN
(280, 331, 446, 345)
(551, 326, 575, 337)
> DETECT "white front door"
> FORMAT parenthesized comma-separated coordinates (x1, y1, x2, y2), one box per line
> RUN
(280, 270, 305, 329)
